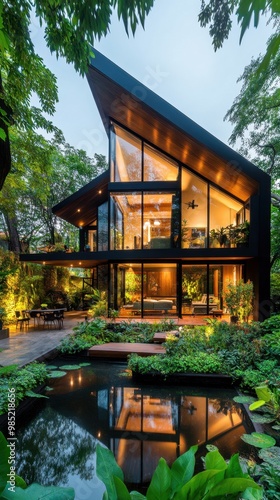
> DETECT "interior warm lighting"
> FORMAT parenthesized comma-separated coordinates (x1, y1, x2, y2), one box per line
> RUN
(98, 190, 102, 194)
(79, 262, 82, 265)
(43, 261, 46, 265)
(77, 209, 81, 212)
(154, 220, 161, 226)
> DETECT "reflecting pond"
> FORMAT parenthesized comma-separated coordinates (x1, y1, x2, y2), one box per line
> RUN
(12, 359, 255, 499)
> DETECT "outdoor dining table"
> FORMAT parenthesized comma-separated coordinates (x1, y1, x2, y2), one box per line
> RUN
(25, 308, 66, 329)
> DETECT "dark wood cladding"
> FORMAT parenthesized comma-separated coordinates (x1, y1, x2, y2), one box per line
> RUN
(87, 63, 259, 201)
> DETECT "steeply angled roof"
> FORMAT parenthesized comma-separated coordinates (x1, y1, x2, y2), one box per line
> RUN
(86, 50, 269, 201)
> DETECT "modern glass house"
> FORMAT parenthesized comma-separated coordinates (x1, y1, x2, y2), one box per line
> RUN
(21, 51, 271, 320)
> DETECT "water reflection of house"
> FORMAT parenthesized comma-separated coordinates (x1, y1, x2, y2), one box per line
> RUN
(20, 50, 271, 320)
(47, 368, 253, 489)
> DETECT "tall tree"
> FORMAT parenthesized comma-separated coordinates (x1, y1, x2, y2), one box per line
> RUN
(0, 129, 107, 252)
(0, 0, 155, 188)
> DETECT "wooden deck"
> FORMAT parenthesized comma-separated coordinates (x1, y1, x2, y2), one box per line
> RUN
(88, 342, 165, 359)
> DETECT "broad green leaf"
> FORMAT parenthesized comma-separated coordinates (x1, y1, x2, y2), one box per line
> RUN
(255, 385, 272, 402)
(0, 482, 75, 499)
(79, 362, 91, 367)
(258, 446, 280, 466)
(25, 390, 49, 399)
(242, 486, 263, 499)
(60, 365, 81, 370)
(171, 445, 197, 493)
(96, 444, 123, 500)
(146, 458, 171, 500)
(241, 432, 276, 448)
(173, 469, 223, 500)
(204, 450, 227, 471)
(48, 370, 67, 378)
(0, 432, 9, 495)
(130, 492, 146, 499)
(113, 476, 131, 500)
(203, 477, 261, 499)
(233, 396, 256, 404)
(46, 365, 58, 370)
(225, 453, 245, 479)
(249, 400, 266, 411)
(249, 414, 275, 424)
(15, 475, 27, 489)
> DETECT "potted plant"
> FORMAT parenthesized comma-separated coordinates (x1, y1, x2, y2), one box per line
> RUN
(235, 221, 250, 247)
(210, 227, 228, 248)
(223, 280, 254, 323)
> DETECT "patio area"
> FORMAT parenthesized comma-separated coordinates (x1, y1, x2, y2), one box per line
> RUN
(0, 312, 227, 367)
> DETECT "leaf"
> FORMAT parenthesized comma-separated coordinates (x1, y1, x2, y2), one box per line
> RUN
(0, 482, 75, 499)
(96, 444, 123, 500)
(249, 400, 266, 411)
(258, 446, 280, 466)
(171, 445, 197, 493)
(79, 362, 91, 367)
(241, 486, 263, 499)
(225, 453, 245, 479)
(130, 492, 146, 499)
(241, 432, 276, 448)
(233, 396, 256, 404)
(48, 370, 67, 378)
(113, 476, 131, 499)
(46, 365, 58, 370)
(203, 477, 261, 498)
(59, 365, 81, 370)
(0, 432, 9, 495)
(249, 414, 275, 424)
(146, 458, 171, 500)
(0, 128, 6, 141)
(255, 385, 272, 402)
(25, 390, 49, 399)
(204, 450, 227, 471)
(173, 470, 223, 500)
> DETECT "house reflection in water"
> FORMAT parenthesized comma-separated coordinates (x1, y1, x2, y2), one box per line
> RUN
(95, 386, 247, 486)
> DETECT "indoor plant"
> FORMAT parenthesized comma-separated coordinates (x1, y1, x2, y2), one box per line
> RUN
(223, 279, 254, 323)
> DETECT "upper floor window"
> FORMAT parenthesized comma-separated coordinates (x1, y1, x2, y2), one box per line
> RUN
(110, 123, 179, 182)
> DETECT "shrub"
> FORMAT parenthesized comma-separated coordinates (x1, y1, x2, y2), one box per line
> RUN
(0, 362, 48, 414)
(260, 315, 280, 335)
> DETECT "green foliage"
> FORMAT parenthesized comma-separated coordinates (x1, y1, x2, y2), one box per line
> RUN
(96, 443, 262, 499)
(249, 383, 280, 421)
(261, 331, 280, 358)
(164, 327, 208, 357)
(0, 362, 48, 415)
(223, 279, 254, 321)
(128, 351, 223, 376)
(241, 432, 276, 449)
(260, 315, 280, 335)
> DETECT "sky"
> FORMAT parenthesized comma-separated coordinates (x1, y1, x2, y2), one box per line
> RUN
(31, 0, 272, 160)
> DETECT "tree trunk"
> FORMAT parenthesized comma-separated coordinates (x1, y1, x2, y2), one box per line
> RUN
(4, 214, 21, 253)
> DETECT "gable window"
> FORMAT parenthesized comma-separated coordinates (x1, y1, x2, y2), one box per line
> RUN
(110, 125, 141, 182)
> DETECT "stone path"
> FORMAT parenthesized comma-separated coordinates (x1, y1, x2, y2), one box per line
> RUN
(0, 312, 85, 367)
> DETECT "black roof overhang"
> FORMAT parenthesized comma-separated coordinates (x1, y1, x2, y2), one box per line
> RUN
(52, 169, 109, 227)
(86, 49, 270, 202)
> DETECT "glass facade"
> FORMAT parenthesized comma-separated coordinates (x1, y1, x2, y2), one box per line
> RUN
(89, 123, 251, 317)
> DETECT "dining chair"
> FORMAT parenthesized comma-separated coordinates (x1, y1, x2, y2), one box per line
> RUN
(53, 311, 64, 330)
(15, 311, 30, 330)
(29, 310, 41, 326)
(42, 312, 56, 329)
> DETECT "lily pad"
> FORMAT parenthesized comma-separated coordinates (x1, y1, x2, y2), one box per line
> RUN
(48, 370, 67, 378)
(60, 365, 81, 370)
(45, 386, 54, 392)
(79, 362, 91, 367)
(241, 432, 276, 449)
(46, 365, 58, 370)
(258, 446, 280, 466)
(272, 424, 280, 430)
(249, 414, 275, 424)
(233, 395, 256, 404)
(25, 390, 49, 399)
